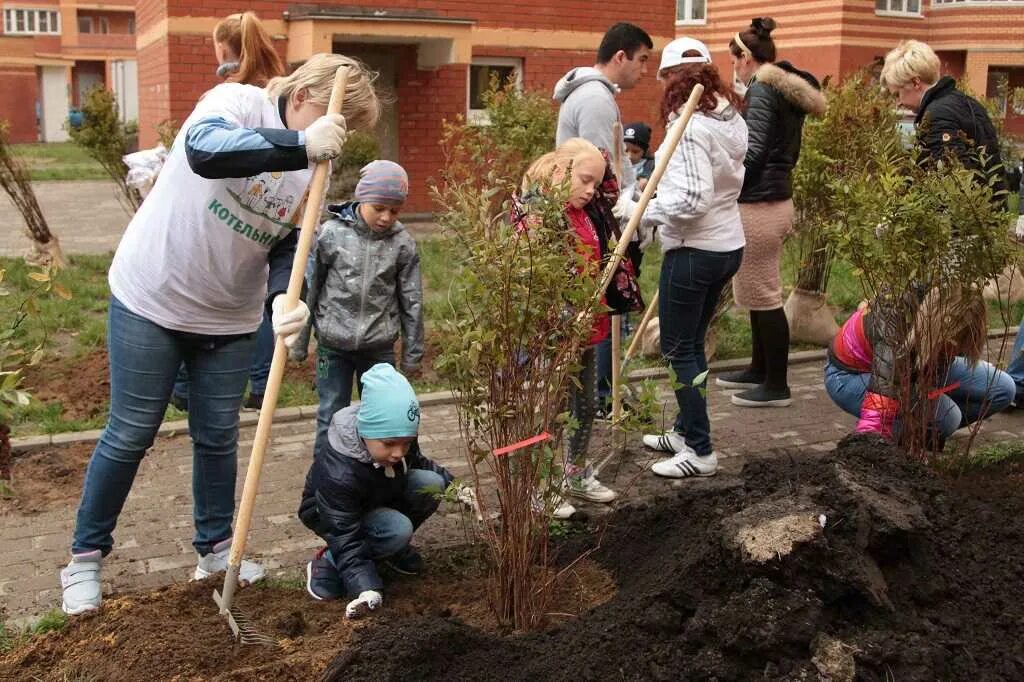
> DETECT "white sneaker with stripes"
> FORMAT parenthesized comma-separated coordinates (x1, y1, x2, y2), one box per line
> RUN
(641, 430, 686, 453)
(651, 449, 718, 478)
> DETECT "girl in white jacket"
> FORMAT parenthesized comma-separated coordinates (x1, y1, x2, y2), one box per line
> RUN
(634, 38, 749, 479)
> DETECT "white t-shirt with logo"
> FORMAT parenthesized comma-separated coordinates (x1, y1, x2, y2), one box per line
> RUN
(109, 83, 312, 335)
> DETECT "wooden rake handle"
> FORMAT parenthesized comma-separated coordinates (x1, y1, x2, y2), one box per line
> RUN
(223, 67, 350, 582)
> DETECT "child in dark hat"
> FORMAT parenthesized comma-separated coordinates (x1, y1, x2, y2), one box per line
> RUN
(623, 122, 655, 190)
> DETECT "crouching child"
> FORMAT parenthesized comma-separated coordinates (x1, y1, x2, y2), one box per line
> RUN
(297, 363, 453, 618)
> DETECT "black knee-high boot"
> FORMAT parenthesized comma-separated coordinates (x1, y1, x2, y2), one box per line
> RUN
(754, 307, 790, 390)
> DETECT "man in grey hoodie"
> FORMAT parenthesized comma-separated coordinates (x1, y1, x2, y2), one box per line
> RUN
(554, 22, 653, 188)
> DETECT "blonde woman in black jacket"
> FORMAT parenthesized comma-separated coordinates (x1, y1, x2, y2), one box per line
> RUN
(716, 18, 826, 408)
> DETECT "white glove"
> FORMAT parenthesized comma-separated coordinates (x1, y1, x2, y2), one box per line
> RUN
(303, 113, 347, 162)
(612, 193, 637, 222)
(637, 223, 655, 251)
(456, 483, 482, 521)
(1016, 214, 1024, 242)
(345, 590, 383, 619)
(271, 295, 310, 348)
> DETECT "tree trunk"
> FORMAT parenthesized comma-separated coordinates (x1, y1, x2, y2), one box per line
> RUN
(0, 128, 66, 268)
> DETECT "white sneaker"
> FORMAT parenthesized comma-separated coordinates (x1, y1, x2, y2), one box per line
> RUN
(193, 539, 267, 585)
(651, 449, 718, 478)
(60, 550, 103, 615)
(553, 499, 577, 519)
(566, 473, 618, 503)
(642, 430, 686, 453)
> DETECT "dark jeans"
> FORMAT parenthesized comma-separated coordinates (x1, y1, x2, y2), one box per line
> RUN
(324, 469, 445, 569)
(567, 346, 597, 467)
(72, 296, 254, 556)
(659, 247, 743, 455)
(315, 344, 396, 455)
(173, 310, 273, 398)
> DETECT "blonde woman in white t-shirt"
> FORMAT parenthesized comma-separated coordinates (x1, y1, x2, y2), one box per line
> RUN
(59, 54, 380, 616)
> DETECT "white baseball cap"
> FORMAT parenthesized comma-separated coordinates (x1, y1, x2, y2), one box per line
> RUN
(657, 37, 712, 79)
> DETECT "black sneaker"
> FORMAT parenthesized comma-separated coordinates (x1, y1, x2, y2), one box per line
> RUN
(731, 385, 792, 407)
(715, 369, 765, 390)
(384, 545, 424, 576)
(170, 393, 188, 412)
(306, 547, 343, 601)
(242, 393, 264, 412)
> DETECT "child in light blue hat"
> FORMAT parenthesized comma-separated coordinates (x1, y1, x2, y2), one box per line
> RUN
(297, 364, 454, 618)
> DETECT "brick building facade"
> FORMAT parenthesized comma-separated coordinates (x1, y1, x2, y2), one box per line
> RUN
(677, 0, 1024, 137)
(0, 0, 137, 143)
(1, 1, 1022, 211)
(130, 1, 677, 212)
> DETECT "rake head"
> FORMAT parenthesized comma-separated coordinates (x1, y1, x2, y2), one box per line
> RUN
(213, 585, 279, 647)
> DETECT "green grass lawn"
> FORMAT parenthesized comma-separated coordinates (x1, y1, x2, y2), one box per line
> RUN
(2, 226, 1022, 436)
(10, 142, 107, 181)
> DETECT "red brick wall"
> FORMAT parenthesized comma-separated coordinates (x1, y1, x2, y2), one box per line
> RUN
(0, 67, 39, 142)
(164, 0, 675, 34)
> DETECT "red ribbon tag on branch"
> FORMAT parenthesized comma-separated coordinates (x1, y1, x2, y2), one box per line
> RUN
(927, 381, 961, 400)
(493, 432, 552, 457)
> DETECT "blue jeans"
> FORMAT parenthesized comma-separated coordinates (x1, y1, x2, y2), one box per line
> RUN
(173, 311, 273, 398)
(72, 296, 255, 556)
(326, 469, 444, 562)
(315, 345, 396, 455)
(1007, 321, 1024, 400)
(659, 247, 743, 456)
(824, 357, 1016, 438)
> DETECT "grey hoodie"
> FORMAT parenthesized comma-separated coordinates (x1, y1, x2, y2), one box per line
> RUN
(553, 66, 635, 187)
(297, 201, 424, 370)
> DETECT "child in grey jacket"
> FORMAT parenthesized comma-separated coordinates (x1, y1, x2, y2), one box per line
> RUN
(294, 160, 424, 455)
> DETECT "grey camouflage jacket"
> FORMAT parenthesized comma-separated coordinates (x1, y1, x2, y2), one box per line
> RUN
(297, 201, 424, 370)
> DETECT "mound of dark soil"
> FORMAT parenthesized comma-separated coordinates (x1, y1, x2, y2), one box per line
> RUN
(323, 435, 1024, 681)
(3, 436, 1021, 681)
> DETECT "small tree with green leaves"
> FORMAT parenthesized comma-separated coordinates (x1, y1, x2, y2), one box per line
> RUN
(827, 132, 1014, 458)
(432, 79, 598, 631)
(786, 71, 901, 345)
(68, 86, 141, 215)
(0, 264, 70, 490)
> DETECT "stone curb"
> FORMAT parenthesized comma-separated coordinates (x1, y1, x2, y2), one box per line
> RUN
(11, 326, 1017, 454)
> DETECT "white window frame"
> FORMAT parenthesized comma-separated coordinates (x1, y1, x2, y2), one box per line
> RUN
(3, 7, 61, 35)
(933, 0, 1024, 7)
(676, 0, 707, 26)
(875, 0, 924, 16)
(467, 57, 523, 126)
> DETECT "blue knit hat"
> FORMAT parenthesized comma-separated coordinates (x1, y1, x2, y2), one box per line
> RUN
(354, 160, 409, 205)
(357, 364, 420, 439)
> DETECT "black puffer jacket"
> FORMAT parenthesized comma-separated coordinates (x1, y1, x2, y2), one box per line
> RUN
(297, 405, 453, 595)
(915, 76, 1006, 203)
(739, 61, 827, 203)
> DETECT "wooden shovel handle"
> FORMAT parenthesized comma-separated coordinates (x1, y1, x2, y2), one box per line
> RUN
(226, 67, 350, 572)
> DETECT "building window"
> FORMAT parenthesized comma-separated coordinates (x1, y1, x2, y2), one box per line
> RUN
(3, 8, 61, 35)
(875, 0, 922, 15)
(676, 0, 707, 25)
(127, 16, 134, 34)
(934, 0, 1024, 5)
(98, 16, 108, 34)
(77, 16, 91, 34)
(467, 57, 522, 125)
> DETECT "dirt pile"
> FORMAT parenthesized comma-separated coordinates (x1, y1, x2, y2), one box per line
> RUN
(324, 435, 1024, 681)
(3, 435, 1022, 681)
